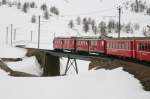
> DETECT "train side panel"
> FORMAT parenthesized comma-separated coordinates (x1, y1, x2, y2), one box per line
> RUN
(76, 39, 89, 52)
(63, 39, 75, 50)
(89, 39, 105, 53)
(135, 40, 150, 62)
(53, 38, 63, 50)
(106, 40, 134, 58)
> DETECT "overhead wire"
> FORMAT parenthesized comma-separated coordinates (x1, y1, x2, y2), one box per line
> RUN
(62, 7, 117, 17)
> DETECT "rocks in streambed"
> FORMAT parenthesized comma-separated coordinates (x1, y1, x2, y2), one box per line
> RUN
(0, 59, 13, 72)
(1, 58, 22, 62)
(9, 71, 38, 77)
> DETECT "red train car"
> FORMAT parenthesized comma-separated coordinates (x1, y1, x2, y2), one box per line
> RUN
(106, 39, 135, 58)
(53, 37, 150, 63)
(76, 38, 89, 52)
(53, 37, 76, 51)
(89, 39, 105, 53)
(53, 37, 63, 50)
(135, 39, 150, 62)
(62, 38, 76, 51)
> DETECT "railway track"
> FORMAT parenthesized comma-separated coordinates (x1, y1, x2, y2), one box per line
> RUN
(44, 49, 150, 67)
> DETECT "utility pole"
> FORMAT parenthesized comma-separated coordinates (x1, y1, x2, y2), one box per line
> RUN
(118, 7, 121, 38)
(31, 30, 33, 42)
(136, 0, 139, 12)
(38, 16, 41, 48)
(6, 26, 8, 44)
(14, 29, 16, 40)
(10, 24, 13, 46)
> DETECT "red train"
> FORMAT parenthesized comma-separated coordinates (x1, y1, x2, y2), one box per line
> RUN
(53, 37, 150, 62)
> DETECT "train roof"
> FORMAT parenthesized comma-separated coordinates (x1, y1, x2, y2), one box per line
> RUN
(106, 37, 150, 40)
(54, 36, 102, 39)
(54, 36, 150, 40)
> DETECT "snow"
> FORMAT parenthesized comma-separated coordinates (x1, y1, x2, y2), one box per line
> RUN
(0, 68, 150, 99)
(0, 68, 9, 76)
(6, 56, 43, 76)
(0, 46, 27, 58)
(0, 0, 150, 99)
(60, 58, 90, 75)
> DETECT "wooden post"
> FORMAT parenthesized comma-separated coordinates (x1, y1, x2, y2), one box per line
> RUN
(14, 29, 16, 40)
(6, 26, 8, 44)
(10, 24, 13, 46)
(136, 0, 139, 12)
(118, 7, 121, 38)
(31, 30, 33, 41)
(38, 16, 41, 48)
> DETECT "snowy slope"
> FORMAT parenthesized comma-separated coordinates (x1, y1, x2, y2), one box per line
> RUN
(0, 68, 150, 99)
(0, 0, 149, 49)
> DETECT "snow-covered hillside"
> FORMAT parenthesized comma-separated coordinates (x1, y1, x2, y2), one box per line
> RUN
(0, 67, 150, 99)
(0, 0, 150, 49)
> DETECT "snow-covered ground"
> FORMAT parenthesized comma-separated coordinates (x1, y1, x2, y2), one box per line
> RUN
(0, 46, 26, 58)
(0, 67, 150, 99)
(0, 44, 150, 99)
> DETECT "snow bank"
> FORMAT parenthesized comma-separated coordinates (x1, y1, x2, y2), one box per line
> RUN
(0, 68, 149, 99)
(6, 56, 43, 76)
(0, 46, 27, 58)
(0, 69, 9, 77)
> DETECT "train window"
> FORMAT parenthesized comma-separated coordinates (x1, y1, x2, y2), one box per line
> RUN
(95, 41, 97, 45)
(148, 43, 150, 51)
(109, 42, 111, 48)
(118, 42, 120, 49)
(121, 42, 124, 49)
(117, 42, 119, 49)
(108, 42, 110, 48)
(141, 43, 145, 51)
(110, 42, 112, 48)
(145, 42, 148, 51)
(107, 42, 109, 48)
(86, 41, 88, 45)
(123, 42, 125, 49)
(138, 43, 142, 51)
(120, 42, 122, 49)
(118, 42, 121, 49)
(109, 43, 110, 48)
(113, 42, 115, 48)
(115, 42, 117, 49)
(124, 42, 126, 49)
(113, 42, 116, 48)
